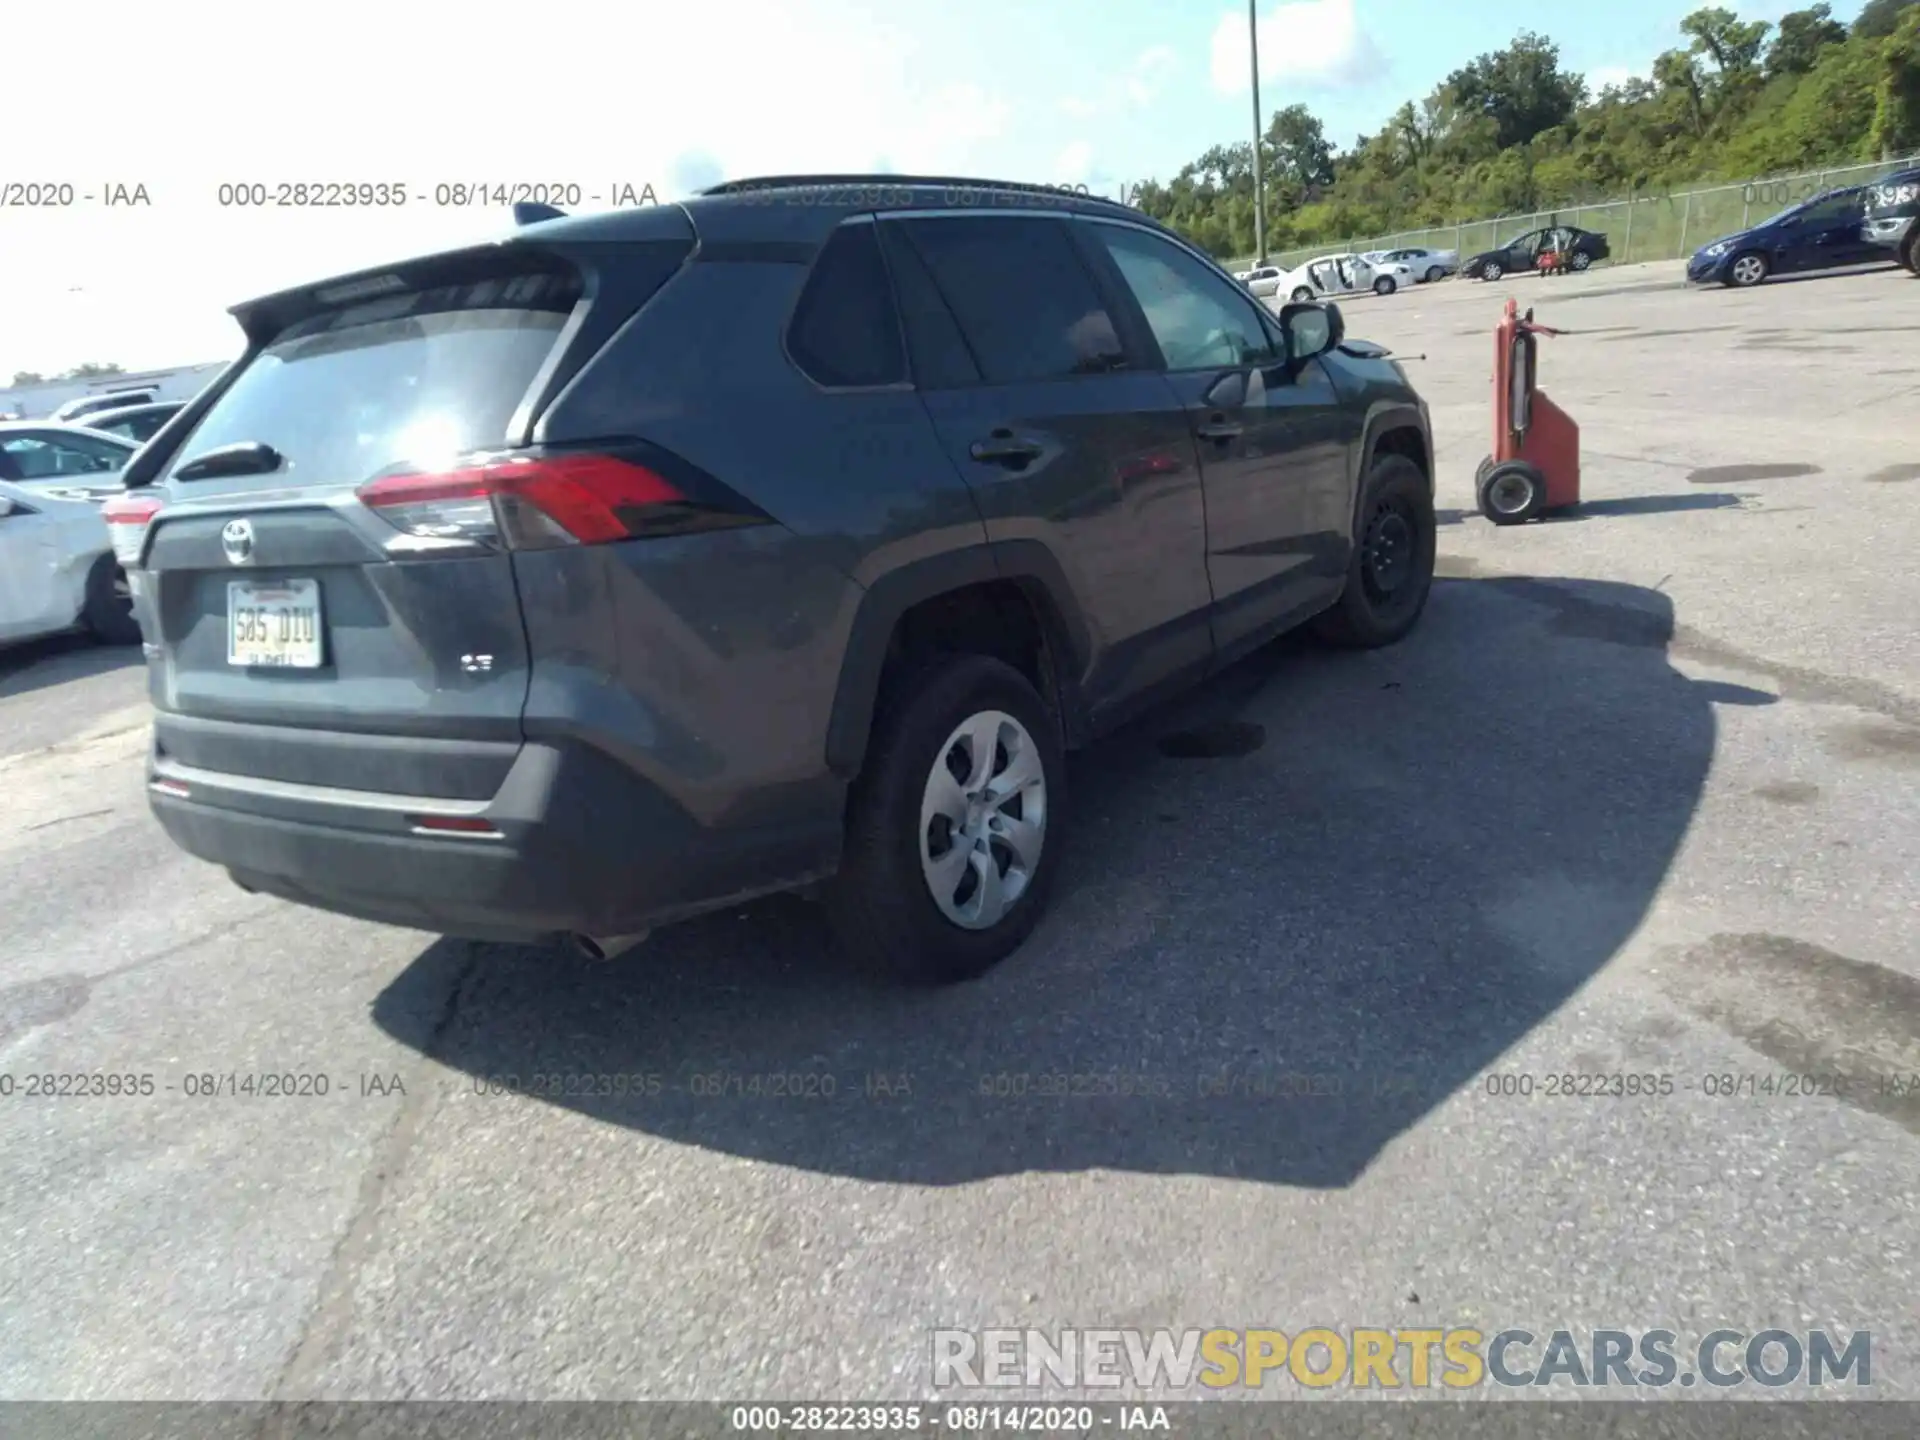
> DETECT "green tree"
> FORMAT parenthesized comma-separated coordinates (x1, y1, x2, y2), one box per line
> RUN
(1654, 49, 1710, 135)
(61, 362, 125, 379)
(1443, 32, 1584, 150)
(1854, 0, 1920, 41)
(1766, 6, 1848, 77)
(10, 370, 46, 386)
(1681, 7, 1771, 74)
(1130, 19, 1896, 263)
(1871, 6, 1920, 153)
(1263, 103, 1336, 201)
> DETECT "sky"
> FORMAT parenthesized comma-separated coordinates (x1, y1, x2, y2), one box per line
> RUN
(3, 0, 1865, 379)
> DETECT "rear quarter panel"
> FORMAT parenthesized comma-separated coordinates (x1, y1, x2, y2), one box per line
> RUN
(534, 231, 986, 827)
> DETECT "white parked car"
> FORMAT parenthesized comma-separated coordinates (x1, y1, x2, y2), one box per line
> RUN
(0, 421, 139, 491)
(0, 477, 141, 647)
(1279, 253, 1417, 301)
(1361, 246, 1459, 283)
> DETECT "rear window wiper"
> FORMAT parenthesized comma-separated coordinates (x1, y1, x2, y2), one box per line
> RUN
(173, 441, 285, 482)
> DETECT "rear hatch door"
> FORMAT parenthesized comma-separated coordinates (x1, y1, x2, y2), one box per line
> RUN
(129, 242, 653, 801)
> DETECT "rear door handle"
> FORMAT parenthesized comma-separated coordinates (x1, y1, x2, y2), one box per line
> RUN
(1194, 414, 1243, 442)
(969, 431, 1044, 467)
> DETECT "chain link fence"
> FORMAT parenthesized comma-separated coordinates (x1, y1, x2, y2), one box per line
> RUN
(1223, 153, 1920, 275)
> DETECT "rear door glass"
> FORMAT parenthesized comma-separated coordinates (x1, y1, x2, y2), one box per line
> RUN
(164, 270, 582, 490)
(893, 216, 1126, 383)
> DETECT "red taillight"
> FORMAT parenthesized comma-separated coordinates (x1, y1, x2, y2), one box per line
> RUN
(356, 454, 687, 550)
(102, 491, 163, 566)
(409, 815, 501, 836)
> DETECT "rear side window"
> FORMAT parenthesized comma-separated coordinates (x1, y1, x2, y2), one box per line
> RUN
(895, 217, 1126, 384)
(786, 224, 906, 388)
(165, 269, 582, 488)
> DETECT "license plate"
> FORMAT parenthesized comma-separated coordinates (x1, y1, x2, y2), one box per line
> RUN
(227, 578, 323, 668)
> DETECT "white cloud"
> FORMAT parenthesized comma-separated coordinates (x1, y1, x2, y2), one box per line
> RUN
(0, 0, 1017, 376)
(1058, 45, 1180, 119)
(1210, 0, 1387, 94)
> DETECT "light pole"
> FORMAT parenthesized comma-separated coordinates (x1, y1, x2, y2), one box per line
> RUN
(1249, 0, 1266, 265)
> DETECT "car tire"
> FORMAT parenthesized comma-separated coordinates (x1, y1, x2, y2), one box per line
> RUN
(1290, 287, 1314, 303)
(827, 653, 1063, 985)
(1374, 276, 1397, 296)
(1478, 460, 1547, 526)
(83, 556, 141, 645)
(1570, 251, 1593, 272)
(1426, 266, 1445, 283)
(1312, 454, 1436, 650)
(1474, 455, 1495, 491)
(1899, 227, 1919, 276)
(1725, 251, 1769, 288)
(1482, 261, 1504, 282)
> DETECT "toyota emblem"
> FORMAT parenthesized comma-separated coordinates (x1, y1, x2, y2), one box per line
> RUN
(221, 518, 255, 566)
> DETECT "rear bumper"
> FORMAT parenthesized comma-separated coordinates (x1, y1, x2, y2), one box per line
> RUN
(148, 737, 843, 945)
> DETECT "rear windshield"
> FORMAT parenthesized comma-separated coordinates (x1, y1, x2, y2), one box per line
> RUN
(164, 269, 581, 488)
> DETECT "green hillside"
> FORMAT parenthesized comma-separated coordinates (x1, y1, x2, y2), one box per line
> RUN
(1133, 2, 1920, 261)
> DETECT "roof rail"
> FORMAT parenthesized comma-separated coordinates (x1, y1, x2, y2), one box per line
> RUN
(699, 173, 1141, 213)
(512, 201, 568, 226)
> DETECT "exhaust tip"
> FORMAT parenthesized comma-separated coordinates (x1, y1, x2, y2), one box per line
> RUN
(569, 931, 650, 962)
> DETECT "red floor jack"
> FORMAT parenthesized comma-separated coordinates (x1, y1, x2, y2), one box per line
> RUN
(1475, 298, 1580, 525)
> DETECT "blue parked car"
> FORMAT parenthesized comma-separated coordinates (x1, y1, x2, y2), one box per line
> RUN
(1687, 185, 1884, 288)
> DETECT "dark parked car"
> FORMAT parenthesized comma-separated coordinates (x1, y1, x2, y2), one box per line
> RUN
(83, 400, 186, 443)
(110, 176, 1436, 983)
(1463, 226, 1609, 281)
(1686, 185, 1884, 287)
(1862, 168, 1919, 276)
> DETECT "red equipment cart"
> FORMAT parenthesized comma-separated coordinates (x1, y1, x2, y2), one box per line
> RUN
(1475, 299, 1580, 525)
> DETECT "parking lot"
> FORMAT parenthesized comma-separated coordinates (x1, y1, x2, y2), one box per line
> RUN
(3, 258, 1918, 1402)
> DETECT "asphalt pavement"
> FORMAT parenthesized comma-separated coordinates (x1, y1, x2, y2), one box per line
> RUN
(2, 259, 1918, 1405)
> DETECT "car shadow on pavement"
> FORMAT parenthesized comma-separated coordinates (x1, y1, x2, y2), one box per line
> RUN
(375, 572, 1721, 1190)
(0, 633, 141, 699)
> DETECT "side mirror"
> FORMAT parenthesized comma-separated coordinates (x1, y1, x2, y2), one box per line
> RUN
(1278, 303, 1336, 363)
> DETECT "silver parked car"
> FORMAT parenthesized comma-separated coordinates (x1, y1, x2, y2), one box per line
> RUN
(1361, 247, 1458, 283)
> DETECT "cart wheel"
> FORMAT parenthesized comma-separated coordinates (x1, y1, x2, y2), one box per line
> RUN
(1474, 455, 1494, 490)
(1478, 461, 1546, 526)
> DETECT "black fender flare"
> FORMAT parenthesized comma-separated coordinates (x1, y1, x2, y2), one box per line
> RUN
(1349, 402, 1434, 533)
(824, 540, 1093, 777)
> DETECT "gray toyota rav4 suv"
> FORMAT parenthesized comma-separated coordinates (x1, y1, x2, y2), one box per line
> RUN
(110, 175, 1436, 983)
